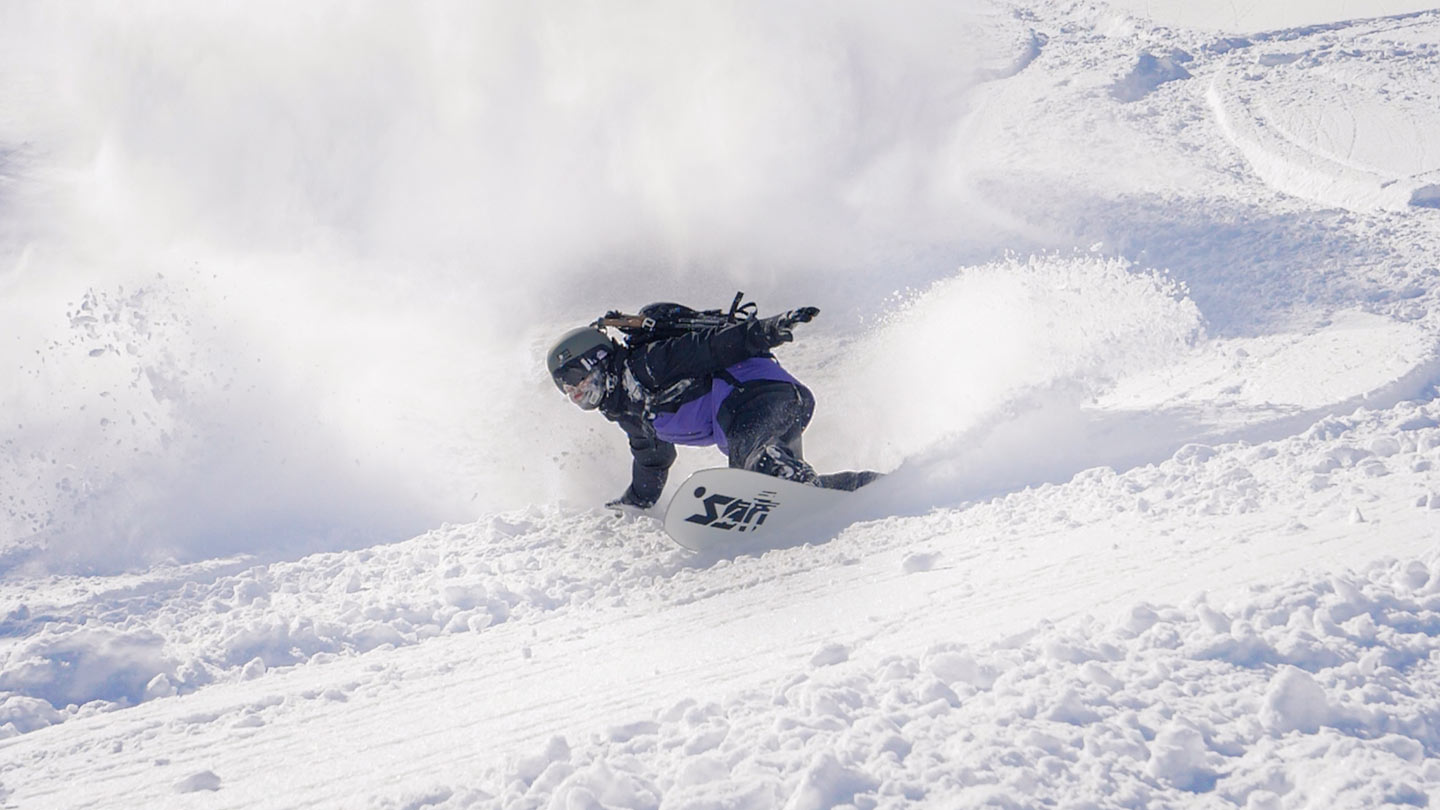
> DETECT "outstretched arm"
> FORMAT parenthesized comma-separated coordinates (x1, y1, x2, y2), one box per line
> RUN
(631, 308, 821, 389)
(610, 421, 677, 509)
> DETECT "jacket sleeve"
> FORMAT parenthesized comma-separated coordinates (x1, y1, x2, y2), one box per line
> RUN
(629, 321, 775, 389)
(618, 418, 676, 508)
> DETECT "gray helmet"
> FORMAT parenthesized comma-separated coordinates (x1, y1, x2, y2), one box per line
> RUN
(546, 327, 615, 391)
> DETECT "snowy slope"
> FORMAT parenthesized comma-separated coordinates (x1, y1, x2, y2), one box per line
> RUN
(3, 1, 1440, 808)
(1105, 0, 1440, 34)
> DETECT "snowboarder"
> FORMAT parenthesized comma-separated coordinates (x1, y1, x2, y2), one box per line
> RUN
(546, 303, 880, 511)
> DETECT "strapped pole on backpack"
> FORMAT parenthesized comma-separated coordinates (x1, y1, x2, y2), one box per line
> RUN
(593, 291, 757, 346)
(593, 313, 655, 331)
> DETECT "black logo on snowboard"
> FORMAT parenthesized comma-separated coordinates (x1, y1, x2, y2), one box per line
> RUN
(685, 486, 780, 532)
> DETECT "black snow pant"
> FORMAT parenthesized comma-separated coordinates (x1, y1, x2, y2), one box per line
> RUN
(718, 380, 814, 473)
(716, 381, 881, 491)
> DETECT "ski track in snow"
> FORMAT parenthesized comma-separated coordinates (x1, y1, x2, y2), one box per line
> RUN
(1207, 14, 1440, 213)
(4, 1, 1440, 808)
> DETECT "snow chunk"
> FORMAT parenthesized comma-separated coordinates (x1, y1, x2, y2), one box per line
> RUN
(0, 695, 63, 735)
(605, 720, 659, 743)
(0, 627, 175, 707)
(1112, 51, 1192, 103)
(1411, 184, 1440, 209)
(1196, 603, 1233, 634)
(240, 657, 267, 681)
(1147, 721, 1218, 792)
(1370, 436, 1403, 457)
(513, 736, 571, 785)
(919, 678, 962, 708)
(174, 770, 222, 793)
(550, 761, 658, 810)
(782, 752, 878, 810)
(1080, 661, 1124, 692)
(681, 724, 729, 756)
(676, 755, 730, 787)
(925, 649, 996, 689)
(809, 642, 850, 667)
(1261, 666, 1331, 734)
(1393, 560, 1430, 592)
(1116, 603, 1161, 637)
(143, 673, 177, 700)
(1172, 443, 1217, 465)
(901, 551, 941, 574)
(441, 584, 487, 610)
(1047, 687, 1103, 725)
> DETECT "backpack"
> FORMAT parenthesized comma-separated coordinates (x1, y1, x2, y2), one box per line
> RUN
(594, 292, 758, 349)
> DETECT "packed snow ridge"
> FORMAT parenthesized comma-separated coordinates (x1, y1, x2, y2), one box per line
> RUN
(473, 557, 1440, 810)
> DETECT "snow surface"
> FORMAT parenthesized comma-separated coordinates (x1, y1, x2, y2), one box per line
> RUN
(1103, 0, 1440, 34)
(3, 0, 1440, 808)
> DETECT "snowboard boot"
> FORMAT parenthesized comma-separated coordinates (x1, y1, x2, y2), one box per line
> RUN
(745, 443, 819, 486)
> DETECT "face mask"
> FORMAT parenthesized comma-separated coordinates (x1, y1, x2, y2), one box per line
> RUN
(563, 367, 606, 410)
(555, 347, 610, 410)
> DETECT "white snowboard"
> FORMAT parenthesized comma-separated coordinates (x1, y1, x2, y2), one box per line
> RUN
(662, 467, 852, 552)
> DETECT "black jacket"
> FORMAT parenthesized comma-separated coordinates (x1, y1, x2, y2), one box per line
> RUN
(598, 319, 786, 507)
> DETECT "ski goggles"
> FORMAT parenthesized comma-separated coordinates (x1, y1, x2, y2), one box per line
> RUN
(560, 365, 605, 409)
(553, 347, 608, 388)
(555, 361, 594, 388)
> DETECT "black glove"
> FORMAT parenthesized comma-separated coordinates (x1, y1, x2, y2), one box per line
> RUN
(750, 307, 820, 349)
